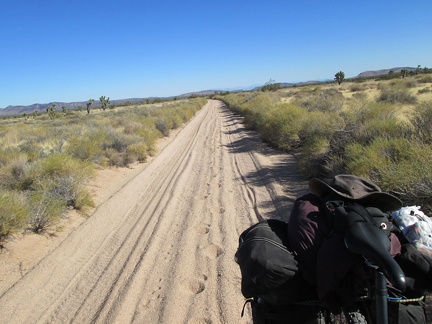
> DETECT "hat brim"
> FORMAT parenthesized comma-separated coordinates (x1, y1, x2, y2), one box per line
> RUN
(309, 178, 402, 212)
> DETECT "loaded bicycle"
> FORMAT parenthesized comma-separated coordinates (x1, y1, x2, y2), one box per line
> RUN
(236, 174, 431, 323)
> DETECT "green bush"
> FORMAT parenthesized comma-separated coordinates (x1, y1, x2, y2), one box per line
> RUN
(102, 128, 134, 153)
(345, 139, 432, 210)
(104, 148, 125, 167)
(256, 103, 307, 149)
(65, 129, 105, 162)
(411, 101, 432, 144)
(0, 190, 29, 239)
(345, 138, 415, 177)
(126, 143, 149, 163)
(30, 153, 95, 210)
(418, 87, 431, 94)
(298, 110, 344, 146)
(0, 153, 32, 191)
(295, 88, 345, 112)
(27, 192, 65, 233)
(352, 92, 368, 100)
(343, 101, 406, 143)
(349, 84, 368, 92)
(400, 79, 418, 88)
(298, 137, 331, 178)
(155, 118, 170, 136)
(378, 86, 417, 104)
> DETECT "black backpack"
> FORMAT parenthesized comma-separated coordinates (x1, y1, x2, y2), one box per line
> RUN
(235, 219, 316, 304)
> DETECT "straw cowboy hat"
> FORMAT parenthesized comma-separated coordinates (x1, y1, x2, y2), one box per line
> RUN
(309, 174, 402, 212)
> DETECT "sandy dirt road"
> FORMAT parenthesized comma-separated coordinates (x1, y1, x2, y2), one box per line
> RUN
(0, 100, 308, 324)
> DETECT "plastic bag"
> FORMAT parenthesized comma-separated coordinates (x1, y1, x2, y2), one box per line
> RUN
(391, 206, 432, 247)
(392, 206, 432, 266)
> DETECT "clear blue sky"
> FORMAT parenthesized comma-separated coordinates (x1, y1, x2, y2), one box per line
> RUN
(1, 0, 431, 108)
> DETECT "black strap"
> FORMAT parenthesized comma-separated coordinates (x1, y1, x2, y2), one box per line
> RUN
(241, 298, 253, 317)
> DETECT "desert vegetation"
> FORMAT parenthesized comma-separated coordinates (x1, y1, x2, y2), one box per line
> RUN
(0, 98, 205, 242)
(217, 74, 432, 212)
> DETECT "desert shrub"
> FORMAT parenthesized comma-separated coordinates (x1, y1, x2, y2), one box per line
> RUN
(298, 137, 331, 178)
(102, 129, 133, 153)
(171, 114, 183, 129)
(0, 190, 29, 239)
(345, 139, 432, 211)
(418, 87, 431, 94)
(378, 86, 417, 104)
(411, 101, 432, 144)
(257, 103, 307, 149)
(126, 143, 148, 163)
(352, 92, 368, 100)
(345, 138, 415, 178)
(0, 127, 20, 147)
(27, 192, 65, 233)
(295, 88, 345, 112)
(176, 102, 200, 122)
(400, 79, 418, 88)
(0, 153, 32, 191)
(342, 102, 406, 144)
(219, 92, 260, 115)
(301, 102, 410, 178)
(30, 153, 94, 210)
(18, 141, 44, 161)
(121, 118, 159, 155)
(241, 93, 279, 130)
(104, 148, 126, 167)
(297, 111, 345, 178)
(381, 156, 432, 212)
(65, 130, 105, 162)
(418, 75, 432, 84)
(155, 118, 170, 136)
(349, 84, 368, 92)
(123, 121, 145, 135)
(298, 110, 344, 146)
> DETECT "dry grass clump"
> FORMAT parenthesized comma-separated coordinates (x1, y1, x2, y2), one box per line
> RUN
(294, 88, 345, 112)
(418, 87, 431, 95)
(349, 84, 369, 92)
(377, 83, 418, 104)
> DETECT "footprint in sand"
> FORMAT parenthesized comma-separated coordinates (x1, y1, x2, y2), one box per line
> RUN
(202, 244, 224, 259)
(185, 279, 205, 294)
(195, 224, 210, 235)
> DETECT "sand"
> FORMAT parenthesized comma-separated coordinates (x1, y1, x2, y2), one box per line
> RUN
(0, 100, 308, 324)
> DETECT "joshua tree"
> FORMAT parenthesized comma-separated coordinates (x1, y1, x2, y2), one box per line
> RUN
(334, 71, 345, 85)
(86, 99, 94, 114)
(99, 96, 110, 110)
(46, 103, 56, 119)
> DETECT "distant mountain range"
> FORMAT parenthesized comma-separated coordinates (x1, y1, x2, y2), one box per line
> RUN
(356, 67, 417, 78)
(0, 67, 418, 117)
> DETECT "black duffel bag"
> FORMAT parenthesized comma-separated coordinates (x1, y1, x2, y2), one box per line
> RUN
(235, 219, 317, 305)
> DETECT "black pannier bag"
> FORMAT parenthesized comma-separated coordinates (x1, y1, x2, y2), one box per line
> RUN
(235, 219, 316, 305)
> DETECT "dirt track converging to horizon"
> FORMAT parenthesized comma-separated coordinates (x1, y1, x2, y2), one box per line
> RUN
(0, 100, 308, 324)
